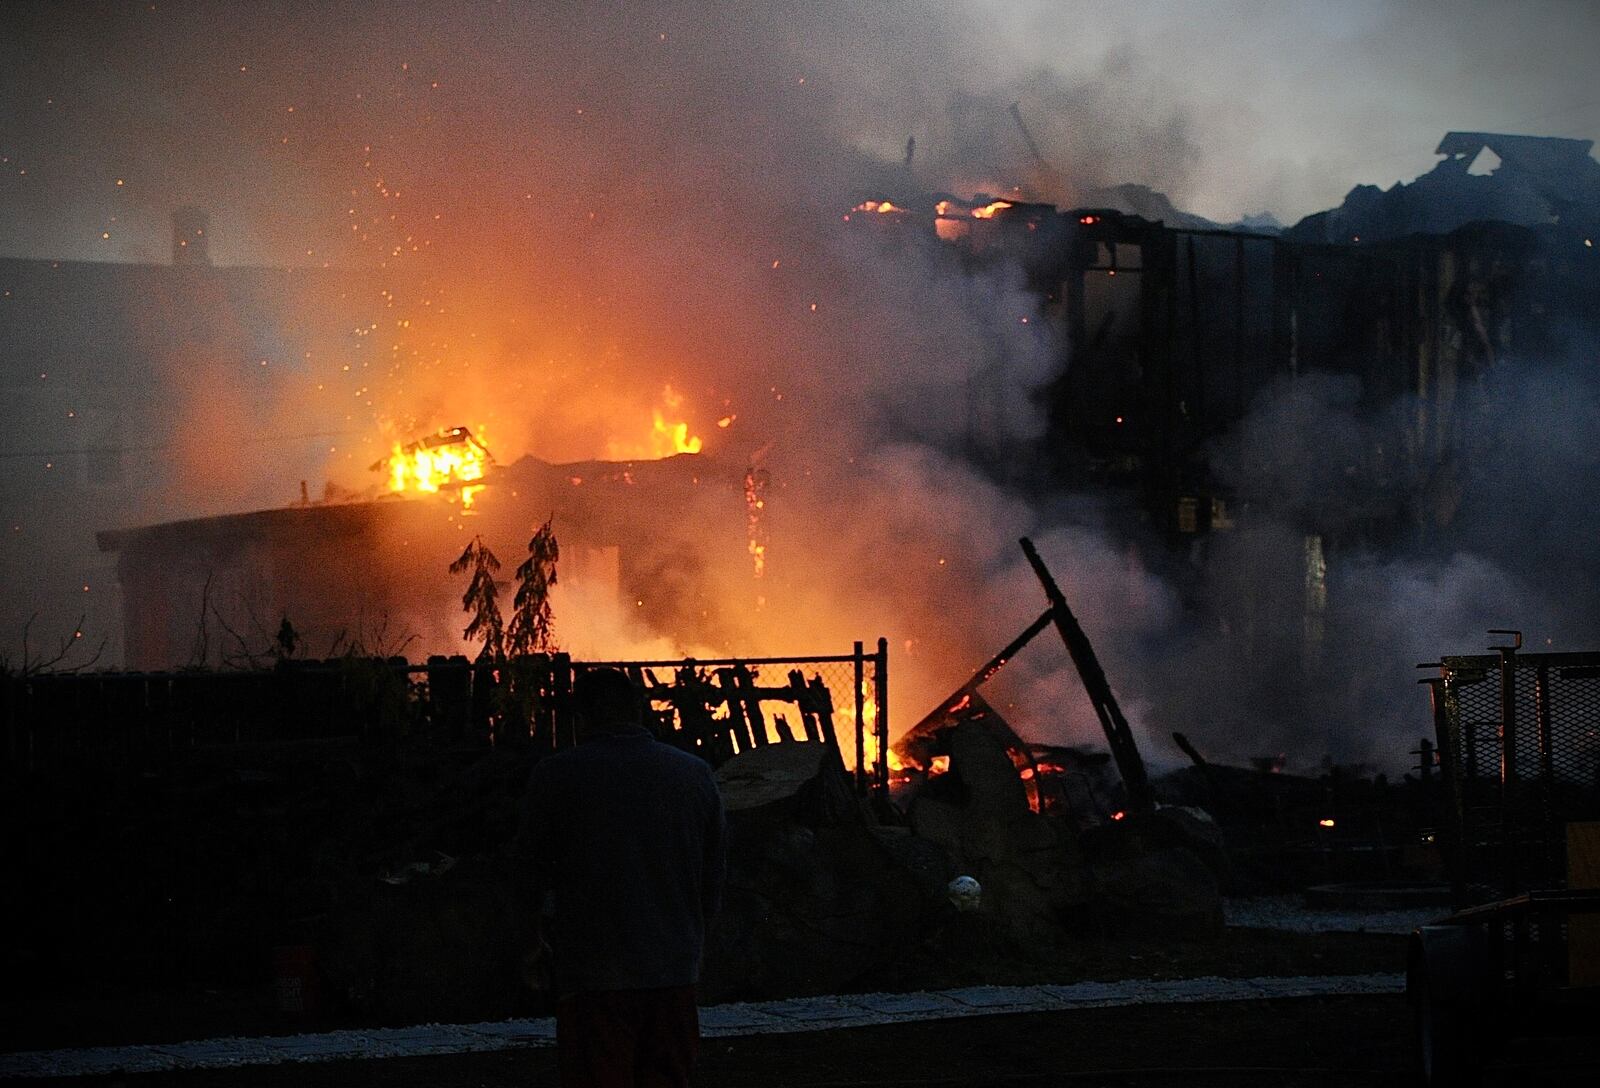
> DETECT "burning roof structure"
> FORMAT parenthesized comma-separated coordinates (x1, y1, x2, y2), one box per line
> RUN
(846, 133, 1600, 547)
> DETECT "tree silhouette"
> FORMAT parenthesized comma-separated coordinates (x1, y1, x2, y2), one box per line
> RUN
(449, 535, 505, 661)
(507, 516, 559, 656)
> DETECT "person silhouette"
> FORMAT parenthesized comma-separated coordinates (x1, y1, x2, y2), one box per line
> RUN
(520, 667, 726, 1087)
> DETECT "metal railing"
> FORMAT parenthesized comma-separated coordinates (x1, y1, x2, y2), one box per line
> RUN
(1423, 637, 1600, 904)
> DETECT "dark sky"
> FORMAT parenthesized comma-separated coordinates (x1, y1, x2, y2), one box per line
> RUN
(2, 0, 1596, 266)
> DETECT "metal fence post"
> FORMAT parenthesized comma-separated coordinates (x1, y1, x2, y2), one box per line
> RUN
(1421, 671, 1467, 904)
(853, 641, 866, 796)
(874, 637, 889, 797)
(1490, 630, 1522, 896)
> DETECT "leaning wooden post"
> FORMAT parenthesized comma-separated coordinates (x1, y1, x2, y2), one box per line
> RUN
(1019, 537, 1154, 816)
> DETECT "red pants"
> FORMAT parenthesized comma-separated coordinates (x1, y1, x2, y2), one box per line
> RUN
(555, 986, 700, 1088)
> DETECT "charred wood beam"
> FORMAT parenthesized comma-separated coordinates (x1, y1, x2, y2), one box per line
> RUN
(1019, 537, 1154, 816)
(897, 608, 1054, 755)
(735, 665, 769, 747)
(1008, 101, 1050, 172)
(808, 675, 839, 749)
(1172, 731, 1208, 768)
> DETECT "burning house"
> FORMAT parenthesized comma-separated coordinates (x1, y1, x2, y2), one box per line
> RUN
(61, 132, 1600, 751)
(855, 132, 1600, 540)
(97, 440, 757, 670)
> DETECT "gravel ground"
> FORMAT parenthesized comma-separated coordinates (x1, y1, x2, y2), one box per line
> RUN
(8, 994, 1598, 1088)
(1224, 896, 1441, 936)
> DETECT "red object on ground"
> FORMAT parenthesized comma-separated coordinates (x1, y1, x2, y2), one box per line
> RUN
(556, 985, 699, 1088)
(272, 944, 321, 1015)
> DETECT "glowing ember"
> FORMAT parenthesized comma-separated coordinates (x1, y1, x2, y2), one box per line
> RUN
(383, 426, 492, 504)
(852, 200, 905, 214)
(743, 467, 770, 581)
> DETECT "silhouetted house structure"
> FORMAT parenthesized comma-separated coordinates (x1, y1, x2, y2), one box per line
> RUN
(96, 453, 751, 670)
(1287, 132, 1600, 244)
(0, 213, 402, 663)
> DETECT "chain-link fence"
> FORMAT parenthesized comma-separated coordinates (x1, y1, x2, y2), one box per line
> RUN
(1427, 648, 1600, 903)
(3, 641, 892, 797)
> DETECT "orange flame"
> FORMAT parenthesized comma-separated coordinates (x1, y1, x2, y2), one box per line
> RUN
(934, 199, 1012, 220)
(386, 426, 492, 505)
(970, 200, 1012, 219)
(852, 200, 904, 214)
(842, 681, 887, 771)
(608, 385, 706, 460)
(652, 385, 703, 455)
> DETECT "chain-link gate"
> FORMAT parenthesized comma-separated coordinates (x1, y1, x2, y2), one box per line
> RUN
(1425, 641, 1600, 904)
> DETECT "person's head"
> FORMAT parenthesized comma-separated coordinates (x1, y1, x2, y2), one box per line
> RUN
(572, 667, 644, 740)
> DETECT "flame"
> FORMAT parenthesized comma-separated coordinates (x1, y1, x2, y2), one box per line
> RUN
(934, 199, 1011, 220)
(1318, 818, 1336, 828)
(841, 681, 886, 772)
(852, 200, 904, 214)
(604, 385, 707, 460)
(386, 426, 491, 501)
(652, 384, 704, 454)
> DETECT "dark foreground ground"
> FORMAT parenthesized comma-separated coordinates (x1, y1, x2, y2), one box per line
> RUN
(3, 928, 1406, 1053)
(7, 928, 1596, 1086)
(9, 994, 1599, 1088)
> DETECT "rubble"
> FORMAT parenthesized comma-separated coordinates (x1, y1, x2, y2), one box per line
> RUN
(701, 742, 929, 1002)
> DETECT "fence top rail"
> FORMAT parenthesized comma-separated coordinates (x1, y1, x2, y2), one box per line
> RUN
(7, 648, 885, 682)
(580, 652, 878, 669)
(1440, 650, 1600, 671)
